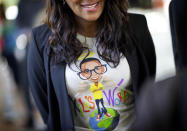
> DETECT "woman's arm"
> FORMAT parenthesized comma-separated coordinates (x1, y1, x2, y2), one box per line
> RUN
(140, 15, 156, 78)
(27, 30, 49, 124)
(129, 13, 156, 80)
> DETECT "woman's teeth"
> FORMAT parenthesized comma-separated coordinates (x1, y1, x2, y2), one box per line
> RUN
(86, 3, 97, 8)
(82, 2, 98, 8)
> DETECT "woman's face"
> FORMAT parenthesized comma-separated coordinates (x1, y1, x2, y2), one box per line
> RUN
(65, 0, 105, 22)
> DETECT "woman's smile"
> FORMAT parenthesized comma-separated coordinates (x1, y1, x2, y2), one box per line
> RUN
(80, 1, 100, 12)
(65, 0, 105, 22)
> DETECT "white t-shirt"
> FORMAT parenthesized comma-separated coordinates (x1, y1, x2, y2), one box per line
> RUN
(65, 34, 135, 131)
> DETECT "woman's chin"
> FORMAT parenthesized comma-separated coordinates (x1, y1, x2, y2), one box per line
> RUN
(81, 15, 101, 22)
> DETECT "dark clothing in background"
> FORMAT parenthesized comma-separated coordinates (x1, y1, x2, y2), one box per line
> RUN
(169, 0, 187, 71)
(169, 1, 178, 68)
(134, 71, 187, 131)
(16, 0, 45, 28)
(27, 13, 156, 131)
(168, 0, 187, 130)
(134, 0, 187, 130)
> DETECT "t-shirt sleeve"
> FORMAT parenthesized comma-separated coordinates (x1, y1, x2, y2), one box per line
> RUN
(27, 30, 49, 124)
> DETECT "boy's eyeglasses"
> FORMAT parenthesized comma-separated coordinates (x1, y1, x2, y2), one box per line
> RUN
(77, 64, 107, 80)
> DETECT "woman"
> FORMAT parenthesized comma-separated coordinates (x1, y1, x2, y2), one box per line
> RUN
(28, 0, 156, 130)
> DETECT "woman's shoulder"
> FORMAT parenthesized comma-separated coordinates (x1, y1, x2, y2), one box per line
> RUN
(30, 24, 51, 52)
(128, 13, 148, 33)
(127, 13, 151, 42)
(128, 13, 146, 20)
(128, 13, 156, 78)
(32, 24, 51, 40)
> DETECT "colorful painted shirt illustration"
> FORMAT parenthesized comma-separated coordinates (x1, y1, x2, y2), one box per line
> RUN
(65, 34, 135, 131)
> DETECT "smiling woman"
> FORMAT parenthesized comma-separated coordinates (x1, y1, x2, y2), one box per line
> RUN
(65, 0, 105, 37)
(27, 0, 156, 130)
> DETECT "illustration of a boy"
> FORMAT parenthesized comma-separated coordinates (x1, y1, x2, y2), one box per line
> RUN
(78, 58, 111, 121)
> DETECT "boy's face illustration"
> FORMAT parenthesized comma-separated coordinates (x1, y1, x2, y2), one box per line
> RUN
(80, 60, 105, 83)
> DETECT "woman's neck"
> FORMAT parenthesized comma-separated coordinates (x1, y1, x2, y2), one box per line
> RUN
(75, 16, 98, 37)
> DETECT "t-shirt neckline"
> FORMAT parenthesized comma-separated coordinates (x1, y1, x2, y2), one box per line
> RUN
(77, 33, 96, 48)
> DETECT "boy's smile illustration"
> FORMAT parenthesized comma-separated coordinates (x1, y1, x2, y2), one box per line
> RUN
(80, 60, 104, 83)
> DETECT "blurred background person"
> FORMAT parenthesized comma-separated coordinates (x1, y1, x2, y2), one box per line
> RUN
(1, 3, 19, 88)
(0, 1, 17, 120)
(0, 2, 20, 128)
(133, 73, 182, 131)
(14, 0, 45, 129)
(0, 0, 46, 130)
(134, 0, 187, 130)
(0, 3, 5, 52)
(169, 0, 187, 72)
(0, 3, 5, 54)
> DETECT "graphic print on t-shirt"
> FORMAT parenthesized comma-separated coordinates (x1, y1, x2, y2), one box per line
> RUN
(66, 36, 134, 130)
(77, 57, 119, 130)
(70, 54, 132, 130)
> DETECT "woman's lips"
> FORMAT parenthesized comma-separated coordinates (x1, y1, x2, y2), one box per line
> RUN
(81, 2, 98, 7)
(81, 2, 100, 12)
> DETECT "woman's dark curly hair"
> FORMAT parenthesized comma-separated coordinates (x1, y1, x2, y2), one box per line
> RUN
(45, 0, 132, 68)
